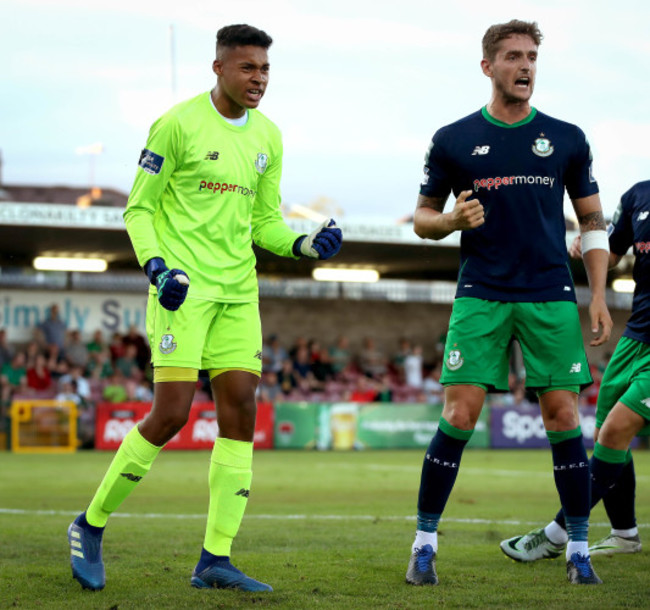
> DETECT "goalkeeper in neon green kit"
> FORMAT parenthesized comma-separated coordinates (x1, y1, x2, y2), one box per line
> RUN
(67, 24, 342, 593)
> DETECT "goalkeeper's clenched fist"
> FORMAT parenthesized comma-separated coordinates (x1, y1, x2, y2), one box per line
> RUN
(144, 257, 190, 311)
(293, 218, 343, 260)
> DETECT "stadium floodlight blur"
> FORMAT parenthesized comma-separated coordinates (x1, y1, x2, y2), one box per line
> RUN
(33, 256, 107, 273)
(612, 278, 635, 293)
(312, 268, 379, 283)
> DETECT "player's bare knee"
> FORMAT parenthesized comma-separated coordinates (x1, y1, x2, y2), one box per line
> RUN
(442, 405, 477, 431)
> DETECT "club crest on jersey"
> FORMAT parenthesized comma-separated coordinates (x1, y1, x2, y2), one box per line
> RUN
(446, 349, 464, 371)
(159, 334, 177, 355)
(532, 136, 554, 158)
(255, 152, 268, 174)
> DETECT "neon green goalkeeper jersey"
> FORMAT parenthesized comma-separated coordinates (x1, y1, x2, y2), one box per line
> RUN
(124, 91, 301, 303)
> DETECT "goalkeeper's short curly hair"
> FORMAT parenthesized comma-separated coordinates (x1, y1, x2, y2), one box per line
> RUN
(482, 20, 543, 61)
(216, 24, 273, 59)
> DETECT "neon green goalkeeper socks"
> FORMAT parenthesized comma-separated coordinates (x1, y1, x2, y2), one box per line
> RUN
(85, 425, 162, 527)
(203, 437, 253, 557)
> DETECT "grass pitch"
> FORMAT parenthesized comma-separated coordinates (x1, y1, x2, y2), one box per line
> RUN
(1, 448, 648, 608)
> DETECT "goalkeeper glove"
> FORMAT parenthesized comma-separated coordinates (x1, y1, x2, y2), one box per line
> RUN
(293, 218, 343, 259)
(144, 257, 189, 311)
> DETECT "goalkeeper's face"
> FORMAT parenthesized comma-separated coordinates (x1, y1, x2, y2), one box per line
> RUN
(212, 45, 270, 116)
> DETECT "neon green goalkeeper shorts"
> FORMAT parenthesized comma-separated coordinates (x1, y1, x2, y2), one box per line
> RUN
(146, 295, 263, 373)
(596, 335, 650, 434)
(440, 297, 592, 392)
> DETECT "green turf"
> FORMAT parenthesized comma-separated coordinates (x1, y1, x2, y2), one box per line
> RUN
(1, 448, 648, 608)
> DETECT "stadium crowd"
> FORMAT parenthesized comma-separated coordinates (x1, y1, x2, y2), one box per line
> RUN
(0, 304, 612, 449)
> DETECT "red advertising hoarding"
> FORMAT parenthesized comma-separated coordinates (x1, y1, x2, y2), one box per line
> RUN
(95, 402, 274, 450)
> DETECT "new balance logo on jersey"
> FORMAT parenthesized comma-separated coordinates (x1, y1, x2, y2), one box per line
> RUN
(204, 151, 220, 161)
(569, 363, 582, 373)
(235, 488, 250, 498)
(638, 211, 649, 221)
(120, 472, 143, 482)
(472, 145, 490, 156)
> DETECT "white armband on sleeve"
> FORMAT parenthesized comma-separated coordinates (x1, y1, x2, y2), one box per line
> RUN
(581, 230, 610, 254)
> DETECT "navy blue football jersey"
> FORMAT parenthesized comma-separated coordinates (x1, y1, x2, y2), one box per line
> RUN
(609, 181, 650, 344)
(420, 107, 598, 302)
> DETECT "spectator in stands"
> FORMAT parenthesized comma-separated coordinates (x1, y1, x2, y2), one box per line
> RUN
(59, 365, 91, 404)
(422, 363, 444, 404)
(404, 344, 424, 389)
(122, 324, 150, 372)
(65, 329, 90, 370)
(86, 329, 107, 355)
(1, 351, 28, 406)
(312, 346, 335, 383)
(261, 334, 287, 374)
(24, 340, 41, 369)
(108, 332, 126, 364)
(277, 359, 298, 396)
(114, 344, 140, 380)
(257, 371, 282, 402)
(375, 373, 394, 403)
(359, 336, 388, 379)
(37, 303, 67, 355)
(329, 334, 352, 377)
(56, 377, 95, 449)
(292, 345, 311, 379)
(392, 337, 412, 380)
(56, 378, 83, 407)
(102, 370, 130, 403)
(26, 352, 53, 393)
(348, 375, 378, 403)
(0, 328, 14, 370)
(86, 348, 114, 380)
(289, 336, 308, 361)
(134, 378, 154, 402)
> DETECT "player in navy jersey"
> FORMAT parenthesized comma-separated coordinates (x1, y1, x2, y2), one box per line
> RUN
(501, 180, 650, 561)
(405, 19, 612, 587)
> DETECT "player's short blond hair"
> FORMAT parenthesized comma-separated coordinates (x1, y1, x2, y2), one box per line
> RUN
(482, 20, 543, 61)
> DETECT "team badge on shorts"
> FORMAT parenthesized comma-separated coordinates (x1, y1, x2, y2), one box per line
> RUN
(255, 152, 268, 174)
(532, 135, 554, 157)
(159, 334, 177, 355)
(446, 349, 464, 371)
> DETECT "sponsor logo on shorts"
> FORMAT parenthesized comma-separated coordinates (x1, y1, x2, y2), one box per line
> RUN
(641, 397, 650, 410)
(569, 363, 582, 373)
(255, 152, 268, 174)
(635, 241, 650, 254)
(159, 333, 177, 354)
(473, 174, 556, 192)
(532, 135, 554, 157)
(235, 488, 250, 498)
(446, 349, 464, 371)
(254, 351, 262, 360)
(138, 148, 164, 174)
(198, 180, 256, 197)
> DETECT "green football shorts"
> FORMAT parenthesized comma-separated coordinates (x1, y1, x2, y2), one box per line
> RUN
(596, 335, 650, 434)
(440, 297, 592, 392)
(146, 294, 263, 373)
